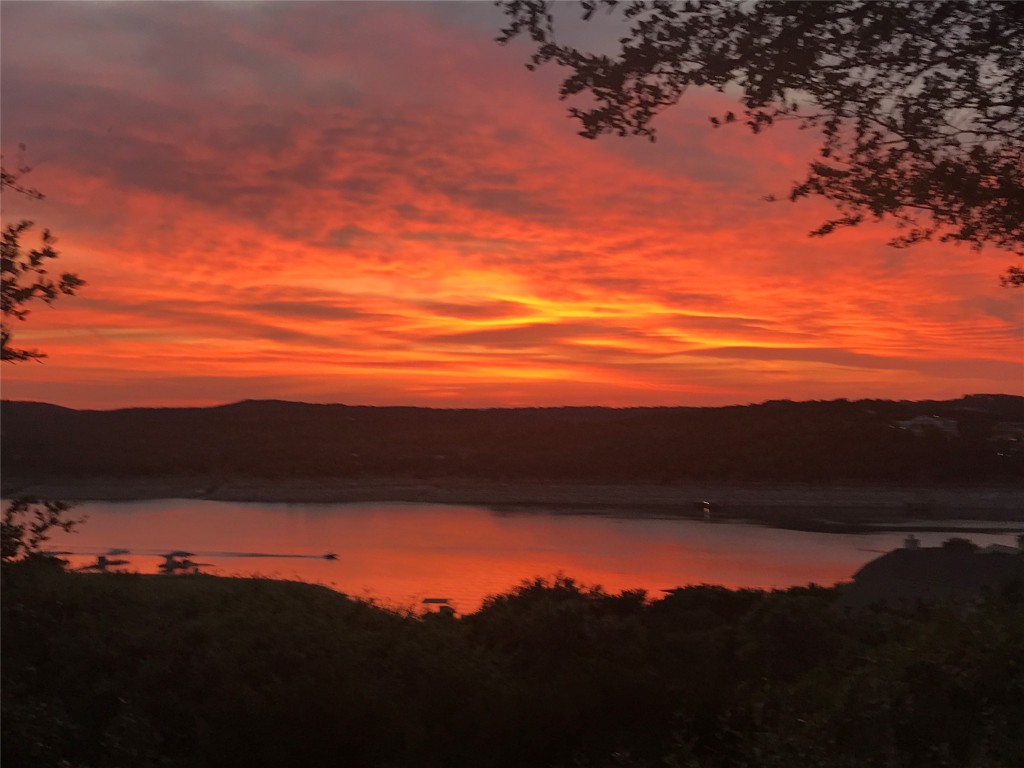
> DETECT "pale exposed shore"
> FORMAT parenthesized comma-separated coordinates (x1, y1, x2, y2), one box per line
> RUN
(3, 476, 1021, 530)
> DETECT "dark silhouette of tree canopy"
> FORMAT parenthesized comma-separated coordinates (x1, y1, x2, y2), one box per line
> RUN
(1, 153, 85, 362)
(1, 150, 86, 561)
(0, 498, 80, 562)
(497, 0, 1024, 282)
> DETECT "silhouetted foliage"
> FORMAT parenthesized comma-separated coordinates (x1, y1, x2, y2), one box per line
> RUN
(1, 150, 85, 569)
(497, 0, 1024, 281)
(1, 151, 85, 362)
(3, 570, 1023, 767)
(942, 535, 980, 551)
(1002, 265, 1024, 286)
(0, 498, 83, 563)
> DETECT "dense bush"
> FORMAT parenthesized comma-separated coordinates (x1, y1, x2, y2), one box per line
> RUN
(3, 564, 1023, 767)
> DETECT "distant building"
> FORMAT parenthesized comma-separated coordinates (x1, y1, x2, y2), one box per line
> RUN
(838, 538, 1024, 611)
(893, 415, 960, 437)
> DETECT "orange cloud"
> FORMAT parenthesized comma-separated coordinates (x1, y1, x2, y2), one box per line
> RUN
(2, 2, 1020, 409)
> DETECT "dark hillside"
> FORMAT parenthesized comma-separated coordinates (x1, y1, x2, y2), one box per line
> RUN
(2, 396, 1022, 485)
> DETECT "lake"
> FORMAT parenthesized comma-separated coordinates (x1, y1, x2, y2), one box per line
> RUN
(47, 499, 1022, 613)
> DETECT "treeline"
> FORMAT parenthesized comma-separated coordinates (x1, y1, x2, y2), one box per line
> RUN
(3, 563, 1023, 767)
(2, 395, 1022, 485)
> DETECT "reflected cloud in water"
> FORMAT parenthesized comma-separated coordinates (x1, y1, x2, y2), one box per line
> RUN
(48, 500, 1018, 613)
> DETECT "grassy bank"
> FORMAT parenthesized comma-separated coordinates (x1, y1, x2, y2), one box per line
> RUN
(4, 562, 1024, 767)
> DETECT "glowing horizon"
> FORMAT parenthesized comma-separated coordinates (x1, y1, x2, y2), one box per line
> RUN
(2, 2, 1020, 410)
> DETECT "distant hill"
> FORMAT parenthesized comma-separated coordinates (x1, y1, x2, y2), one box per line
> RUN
(2, 396, 1022, 486)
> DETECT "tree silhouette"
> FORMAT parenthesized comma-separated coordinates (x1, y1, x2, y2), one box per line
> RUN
(1, 149, 85, 560)
(1, 151, 86, 362)
(497, 1, 1023, 281)
(1, 498, 81, 562)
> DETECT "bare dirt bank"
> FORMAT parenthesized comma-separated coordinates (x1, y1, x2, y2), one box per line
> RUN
(3, 476, 1021, 529)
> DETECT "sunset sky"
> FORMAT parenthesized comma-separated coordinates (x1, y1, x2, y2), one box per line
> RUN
(2, 1, 1020, 410)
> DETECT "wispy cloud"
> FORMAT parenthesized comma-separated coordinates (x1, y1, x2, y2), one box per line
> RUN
(2, 2, 1019, 408)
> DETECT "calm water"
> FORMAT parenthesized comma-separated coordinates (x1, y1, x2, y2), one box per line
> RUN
(47, 500, 1021, 613)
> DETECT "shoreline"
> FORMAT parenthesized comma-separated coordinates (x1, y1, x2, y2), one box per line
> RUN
(3, 477, 1022, 533)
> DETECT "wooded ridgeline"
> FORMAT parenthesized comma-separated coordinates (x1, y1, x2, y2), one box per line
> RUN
(3, 395, 1022, 485)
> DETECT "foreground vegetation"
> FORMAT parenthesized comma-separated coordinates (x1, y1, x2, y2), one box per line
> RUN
(3, 563, 1023, 768)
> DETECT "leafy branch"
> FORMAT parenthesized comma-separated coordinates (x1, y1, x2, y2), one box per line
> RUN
(497, 0, 1024, 282)
(1, 151, 86, 362)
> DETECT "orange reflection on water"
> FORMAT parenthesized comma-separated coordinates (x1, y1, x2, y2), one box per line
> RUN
(47, 500, 1015, 613)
